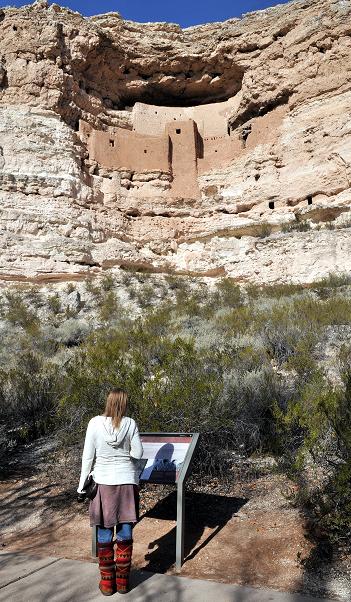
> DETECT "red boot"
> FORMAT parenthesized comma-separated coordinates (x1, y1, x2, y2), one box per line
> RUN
(97, 541, 116, 596)
(115, 540, 133, 594)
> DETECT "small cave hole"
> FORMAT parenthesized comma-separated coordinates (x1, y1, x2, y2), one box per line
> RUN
(144, 149, 147, 153)
(176, 128, 181, 134)
(155, 111, 158, 114)
(13, 25, 17, 31)
(240, 124, 252, 145)
(269, 201, 275, 210)
(227, 126, 231, 136)
(109, 139, 115, 148)
(126, 209, 140, 217)
(73, 119, 80, 132)
(255, 173, 260, 181)
(215, 150, 218, 153)
(307, 195, 313, 205)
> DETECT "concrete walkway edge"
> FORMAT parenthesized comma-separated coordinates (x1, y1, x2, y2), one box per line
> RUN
(0, 552, 339, 602)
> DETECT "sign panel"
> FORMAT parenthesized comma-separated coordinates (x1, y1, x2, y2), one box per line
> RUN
(139, 435, 192, 484)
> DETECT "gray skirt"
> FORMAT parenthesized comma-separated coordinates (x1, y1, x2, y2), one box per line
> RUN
(89, 484, 139, 528)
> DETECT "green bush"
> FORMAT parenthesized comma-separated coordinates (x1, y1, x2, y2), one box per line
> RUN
(65, 283, 76, 295)
(101, 274, 115, 292)
(282, 221, 312, 233)
(3, 292, 40, 335)
(256, 222, 272, 238)
(99, 291, 124, 322)
(47, 293, 62, 315)
(214, 278, 242, 308)
(0, 351, 62, 440)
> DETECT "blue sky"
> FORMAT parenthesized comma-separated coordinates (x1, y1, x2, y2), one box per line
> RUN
(1, 0, 292, 27)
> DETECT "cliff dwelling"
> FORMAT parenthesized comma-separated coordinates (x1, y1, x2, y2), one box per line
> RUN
(79, 97, 287, 199)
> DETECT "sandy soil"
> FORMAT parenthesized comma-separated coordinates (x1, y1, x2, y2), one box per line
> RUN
(1, 439, 350, 600)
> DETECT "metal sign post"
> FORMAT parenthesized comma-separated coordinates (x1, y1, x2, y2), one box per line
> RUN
(91, 431, 199, 572)
(173, 432, 199, 571)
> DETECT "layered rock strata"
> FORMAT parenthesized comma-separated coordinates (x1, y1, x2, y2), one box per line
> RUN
(0, 0, 351, 283)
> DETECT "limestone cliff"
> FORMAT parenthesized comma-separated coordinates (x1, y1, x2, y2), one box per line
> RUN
(1, 0, 351, 283)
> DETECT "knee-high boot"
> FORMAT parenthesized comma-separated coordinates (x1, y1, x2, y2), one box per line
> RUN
(97, 541, 116, 596)
(115, 539, 133, 594)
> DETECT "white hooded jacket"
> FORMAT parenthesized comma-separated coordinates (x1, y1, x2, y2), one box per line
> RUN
(77, 415, 143, 492)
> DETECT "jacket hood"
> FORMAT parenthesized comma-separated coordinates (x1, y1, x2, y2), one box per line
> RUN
(102, 416, 131, 448)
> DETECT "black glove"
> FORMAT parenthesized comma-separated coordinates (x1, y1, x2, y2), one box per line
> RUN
(77, 492, 86, 503)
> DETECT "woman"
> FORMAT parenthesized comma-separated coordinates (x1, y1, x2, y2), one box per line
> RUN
(77, 389, 143, 596)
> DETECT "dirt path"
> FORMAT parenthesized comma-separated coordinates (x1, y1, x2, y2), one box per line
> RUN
(0, 440, 350, 600)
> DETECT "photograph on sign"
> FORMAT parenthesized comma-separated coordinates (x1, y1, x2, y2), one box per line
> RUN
(139, 436, 192, 483)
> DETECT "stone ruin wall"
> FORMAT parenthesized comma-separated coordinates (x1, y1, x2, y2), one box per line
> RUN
(80, 98, 288, 200)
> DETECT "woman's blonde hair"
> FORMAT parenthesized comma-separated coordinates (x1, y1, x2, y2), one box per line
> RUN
(104, 388, 128, 429)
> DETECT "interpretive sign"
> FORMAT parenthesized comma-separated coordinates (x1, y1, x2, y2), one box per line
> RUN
(138, 434, 193, 484)
(92, 431, 199, 572)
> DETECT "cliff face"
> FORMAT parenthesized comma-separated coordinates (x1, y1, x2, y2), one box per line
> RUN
(1, 0, 351, 283)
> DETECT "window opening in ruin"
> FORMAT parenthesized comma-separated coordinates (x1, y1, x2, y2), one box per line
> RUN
(109, 139, 115, 148)
(176, 128, 181, 134)
(307, 195, 313, 205)
(144, 149, 147, 153)
(269, 201, 275, 209)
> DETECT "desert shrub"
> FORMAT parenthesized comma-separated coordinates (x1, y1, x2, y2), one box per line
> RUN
(47, 293, 62, 315)
(221, 363, 286, 452)
(85, 277, 102, 300)
(3, 292, 40, 335)
(246, 282, 305, 300)
(0, 351, 62, 441)
(294, 296, 351, 327)
(274, 346, 351, 544)
(101, 273, 115, 292)
(120, 269, 135, 286)
(214, 278, 242, 308)
(59, 324, 225, 439)
(164, 275, 191, 300)
(54, 319, 90, 347)
(99, 290, 124, 322)
(256, 222, 272, 238)
(136, 283, 157, 309)
(65, 283, 76, 294)
(314, 272, 351, 291)
(216, 304, 258, 337)
(282, 221, 312, 233)
(23, 286, 45, 308)
(64, 304, 79, 319)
